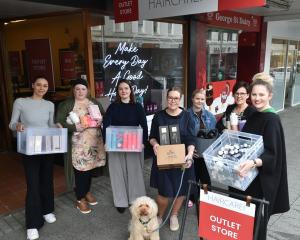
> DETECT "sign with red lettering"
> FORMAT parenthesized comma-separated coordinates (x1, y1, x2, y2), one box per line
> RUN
(59, 50, 76, 84)
(197, 11, 261, 32)
(114, 0, 265, 23)
(25, 39, 55, 91)
(199, 189, 256, 240)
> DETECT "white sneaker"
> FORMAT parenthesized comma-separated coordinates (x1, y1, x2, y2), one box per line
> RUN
(170, 215, 179, 231)
(43, 213, 56, 223)
(27, 228, 39, 240)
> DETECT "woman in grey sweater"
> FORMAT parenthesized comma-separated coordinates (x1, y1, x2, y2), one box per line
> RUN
(9, 76, 56, 240)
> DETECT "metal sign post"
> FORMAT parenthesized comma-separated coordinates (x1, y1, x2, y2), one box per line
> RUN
(178, 180, 270, 240)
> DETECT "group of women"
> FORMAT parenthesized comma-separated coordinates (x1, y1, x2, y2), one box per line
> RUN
(9, 73, 289, 240)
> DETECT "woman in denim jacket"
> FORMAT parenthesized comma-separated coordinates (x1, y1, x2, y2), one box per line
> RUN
(187, 89, 216, 206)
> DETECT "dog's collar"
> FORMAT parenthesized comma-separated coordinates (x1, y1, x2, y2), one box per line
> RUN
(139, 217, 152, 226)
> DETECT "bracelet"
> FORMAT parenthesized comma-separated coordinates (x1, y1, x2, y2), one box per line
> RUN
(187, 158, 194, 164)
(252, 159, 257, 168)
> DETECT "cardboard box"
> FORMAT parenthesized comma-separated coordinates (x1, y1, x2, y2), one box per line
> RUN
(157, 144, 185, 169)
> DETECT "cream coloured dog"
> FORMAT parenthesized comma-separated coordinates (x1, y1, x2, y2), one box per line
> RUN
(128, 196, 160, 240)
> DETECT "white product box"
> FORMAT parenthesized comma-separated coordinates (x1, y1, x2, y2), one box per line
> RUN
(17, 128, 68, 155)
(203, 130, 264, 191)
(106, 126, 143, 152)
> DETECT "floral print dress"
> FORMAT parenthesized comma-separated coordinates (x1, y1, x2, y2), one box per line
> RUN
(71, 100, 106, 171)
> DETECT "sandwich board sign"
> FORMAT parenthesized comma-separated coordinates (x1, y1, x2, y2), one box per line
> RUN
(199, 189, 256, 240)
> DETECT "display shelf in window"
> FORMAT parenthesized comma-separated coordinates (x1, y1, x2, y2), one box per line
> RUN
(203, 130, 264, 191)
(17, 128, 68, 155)
(106, 126, 143, 152)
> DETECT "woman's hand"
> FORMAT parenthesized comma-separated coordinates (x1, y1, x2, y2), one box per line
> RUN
(76, 123, 87, 132)
(183, 156, 193, 169)
(237, 160, 256, 177)
(153, 143, 159, 156)
(16, 122, 25, 132)
(56, 123, 63, 128)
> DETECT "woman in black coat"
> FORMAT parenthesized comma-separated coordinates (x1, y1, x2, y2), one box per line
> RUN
(234, 73, 289, 240)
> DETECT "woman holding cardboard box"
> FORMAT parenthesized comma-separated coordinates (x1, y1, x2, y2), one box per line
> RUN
(149, 87, 195, 231)
(103, 79, 148, 214)
(9, 76, 57, 240)
(56, 78, 106, 214)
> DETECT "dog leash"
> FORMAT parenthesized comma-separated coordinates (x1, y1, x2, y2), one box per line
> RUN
(148, 166, 187, 233)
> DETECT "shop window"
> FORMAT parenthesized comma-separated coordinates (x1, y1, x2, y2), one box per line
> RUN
(91, 19, 184, 116)
(206, 29, 238, 83)
(153, 22, 160, 34)
(114, 22, 124, 32)
(168, 23, 173, 35)
(138, 20, 145, 33)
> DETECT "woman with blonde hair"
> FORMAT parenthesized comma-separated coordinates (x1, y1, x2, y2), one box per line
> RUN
(232, 72, 289, 239)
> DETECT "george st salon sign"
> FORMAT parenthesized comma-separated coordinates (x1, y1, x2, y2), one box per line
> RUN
(199, 189, 256, 240)
(114, 0, 266, 23)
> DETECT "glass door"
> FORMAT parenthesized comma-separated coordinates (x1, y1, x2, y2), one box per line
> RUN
(292, 42, 300, 106)
(285, 41, 297, 107)
(269, 39, 288, 111)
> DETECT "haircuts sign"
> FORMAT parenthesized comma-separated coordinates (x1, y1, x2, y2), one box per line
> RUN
(114, 0, 266, 23)
(199, 189, 256, 240)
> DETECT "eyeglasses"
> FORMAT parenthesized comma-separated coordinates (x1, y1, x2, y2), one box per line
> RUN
(234, 92, 247, 97)
(167, 97, 180, 102)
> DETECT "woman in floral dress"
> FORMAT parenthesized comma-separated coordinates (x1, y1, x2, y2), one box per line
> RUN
(56, 78, 105, 214)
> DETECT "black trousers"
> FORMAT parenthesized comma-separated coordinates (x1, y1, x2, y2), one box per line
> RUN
(190, 157, 211, 203)
(22, 154, 54, 229)
(73, 168, 92, 200)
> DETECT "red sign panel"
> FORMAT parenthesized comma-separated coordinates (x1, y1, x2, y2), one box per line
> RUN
(199, 190, 255, 240)
(219, 0, 266, 11)
(59, 50, 76, 80)
(198, 11, 261, 32)
(114, 0, 139, 23)
(25, 39, 55, 91)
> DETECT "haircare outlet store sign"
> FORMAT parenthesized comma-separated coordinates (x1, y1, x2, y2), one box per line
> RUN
(199, 190, 256, 240)
(114, 0, 266, 23)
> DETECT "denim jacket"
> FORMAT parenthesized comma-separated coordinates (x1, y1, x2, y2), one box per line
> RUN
(187, 107, 216, 136)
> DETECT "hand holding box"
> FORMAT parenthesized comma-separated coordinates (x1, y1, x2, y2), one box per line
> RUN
(88, 105, 102, 121)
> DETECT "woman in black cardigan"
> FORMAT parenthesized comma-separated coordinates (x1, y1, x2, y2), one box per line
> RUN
(233, 73, 290, 240)
(216, 81, 256, 133)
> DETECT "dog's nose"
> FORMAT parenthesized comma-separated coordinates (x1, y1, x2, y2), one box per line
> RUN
(140, 209, 148, 216)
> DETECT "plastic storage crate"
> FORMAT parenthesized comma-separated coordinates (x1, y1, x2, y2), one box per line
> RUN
(202, 130, 264, 191)
(17, 128, 68, 155)
(106, 126, 143, 152)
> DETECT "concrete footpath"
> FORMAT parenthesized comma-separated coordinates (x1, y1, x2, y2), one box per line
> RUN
(0, 106, 300, 240)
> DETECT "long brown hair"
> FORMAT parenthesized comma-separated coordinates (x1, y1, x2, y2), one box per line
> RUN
(115, 79, 135, 103)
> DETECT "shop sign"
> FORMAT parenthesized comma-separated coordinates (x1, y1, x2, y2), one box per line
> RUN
(102, 42, 149, 100)
(198, 11, 261, 32)
(114, 0, 265, 23)
(199, 189, 256, 240)
(25, 39, 55, 91)
(59, 50, 76, 81)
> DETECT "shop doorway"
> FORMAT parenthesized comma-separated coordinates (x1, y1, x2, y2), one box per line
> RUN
(270, 39, 300, 111)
